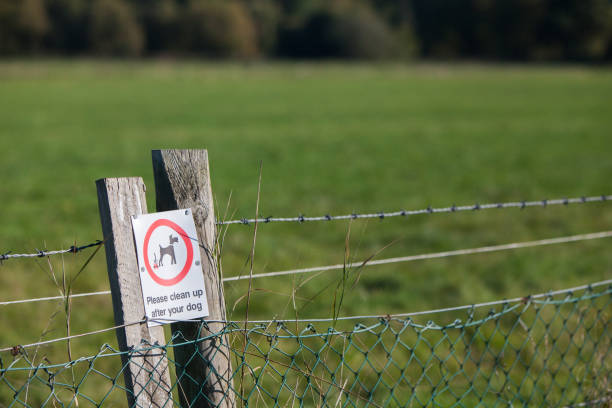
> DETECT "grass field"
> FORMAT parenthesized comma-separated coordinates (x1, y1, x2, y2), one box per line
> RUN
(0, 61, 611, 405)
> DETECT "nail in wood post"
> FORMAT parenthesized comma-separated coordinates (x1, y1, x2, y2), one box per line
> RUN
(96, 177, 173, 407)
(152, 150, 235, 408)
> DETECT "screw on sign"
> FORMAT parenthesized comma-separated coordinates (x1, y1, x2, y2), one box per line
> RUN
(132, 209, 209, 327)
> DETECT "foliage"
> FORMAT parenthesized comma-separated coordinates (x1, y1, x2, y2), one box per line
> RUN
(140, 0, 180, 53)
(279, 2, 400, 59)
(0, 0, 20, 54)
(179, 0, 258, 58)
(46, 0, 89, 54)
(16, 0, 50, 52)
(89, 0, 144, 56)
(410, 0, 612, 60)
(0, 0, 609, 60)
(245, 0, 282, 56)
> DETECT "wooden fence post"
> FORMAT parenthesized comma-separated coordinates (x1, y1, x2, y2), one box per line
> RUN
(96, 177, 173, 407)
(152, 150, 235, 408)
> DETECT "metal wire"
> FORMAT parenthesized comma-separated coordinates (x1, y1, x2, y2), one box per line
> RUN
(0, 240, 102, 261)
(1, 194, 609, 261)
(0, 291, 112, 306)
(4, 230, 612, 307)
(3, 278, 610, 353)
(1, 282, 610, 407)
(0, 320, 146, 353)
(218, 194, 612, 225)
(224, 230, 612, 282)
(240, 278, 612, 324)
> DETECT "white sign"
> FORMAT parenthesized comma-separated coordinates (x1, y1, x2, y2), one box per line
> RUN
(131, 209, 209, 327)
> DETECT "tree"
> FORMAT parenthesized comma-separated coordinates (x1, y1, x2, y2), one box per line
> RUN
(17, 0, 50, 52)
(89, 0, 144, 56)
(246, 0, 282, 56)
(46, 0, 89, 54)
(0, 0, 20, 54)
(539, 0, 612, 60)
(180, 0, 258, 58)
(279, 1, 400, 59)
(138, 0, 179, 53)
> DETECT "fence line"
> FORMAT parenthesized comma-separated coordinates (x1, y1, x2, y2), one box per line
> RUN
(2, 278, 610, 354)
(219, 194, 612, 225)
(3, 230, 612, 307)
(2, 193, 610, 261)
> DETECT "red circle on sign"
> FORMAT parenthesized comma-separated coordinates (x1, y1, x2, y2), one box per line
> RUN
(143, 219, 194, 286)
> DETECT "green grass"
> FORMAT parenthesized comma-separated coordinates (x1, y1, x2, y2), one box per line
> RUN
(0, 61, 611, 406)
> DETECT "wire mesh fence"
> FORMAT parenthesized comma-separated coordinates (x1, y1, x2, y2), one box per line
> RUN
(1, 282, 610, 407)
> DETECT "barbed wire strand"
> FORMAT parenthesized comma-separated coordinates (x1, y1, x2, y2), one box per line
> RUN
(2, 278, 610, 353)
(219, 194, 612, 225)
(2, 194, 610, 261)
(224, 230, 612, 282)
(3, 230, 612, 307)
(0, 240, 102, 261)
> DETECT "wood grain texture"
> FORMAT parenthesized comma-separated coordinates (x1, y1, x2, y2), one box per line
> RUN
(152, 150, 235, 408)
(96, 177, 173, 408)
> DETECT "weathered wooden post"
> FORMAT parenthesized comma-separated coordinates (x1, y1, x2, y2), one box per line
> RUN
(152, 149, 235, 408)
(96, 177, 173, 407)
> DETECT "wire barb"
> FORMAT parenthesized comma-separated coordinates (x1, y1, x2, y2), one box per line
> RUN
(0, 251, 10, 264)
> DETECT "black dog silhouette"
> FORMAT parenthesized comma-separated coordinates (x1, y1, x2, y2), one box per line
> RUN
(159, 235, 179, 266)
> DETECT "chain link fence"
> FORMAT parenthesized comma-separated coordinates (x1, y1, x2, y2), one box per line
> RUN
(1, 282, 610, 407)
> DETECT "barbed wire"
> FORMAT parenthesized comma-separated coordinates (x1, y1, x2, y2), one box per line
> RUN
(1, 278, 610, 354)
(0, 240, 103, 262)
(3, 230, 611, 307)
(2, 194, 610, 261)
(218, 194, 612, 225)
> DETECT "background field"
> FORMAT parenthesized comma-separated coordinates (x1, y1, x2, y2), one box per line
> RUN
(0, 62, 611, 404)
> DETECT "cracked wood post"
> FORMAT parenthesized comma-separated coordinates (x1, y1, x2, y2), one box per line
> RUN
(152, 150, 235, 408)
(96, 177, 173, 407)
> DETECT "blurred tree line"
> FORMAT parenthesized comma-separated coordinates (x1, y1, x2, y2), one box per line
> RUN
(1, 0, 611, 60)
